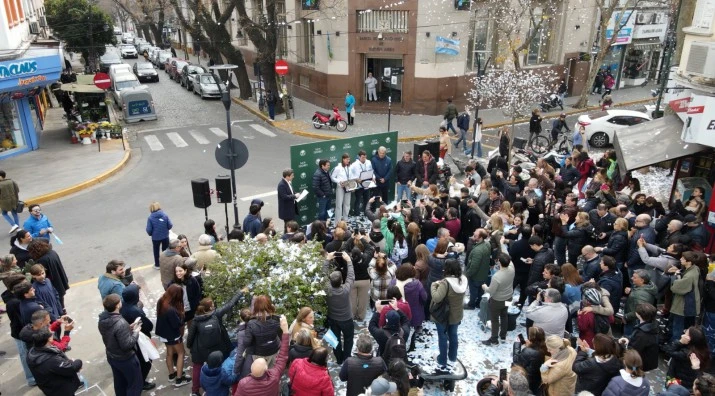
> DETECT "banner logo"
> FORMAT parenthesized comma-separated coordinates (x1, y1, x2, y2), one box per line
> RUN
(299, 150, 306, 156)
(385, 137, 391, 143)
(358, 141, 364, 147)
(300, 172, 307, 179)
(330, 145, 336, 151)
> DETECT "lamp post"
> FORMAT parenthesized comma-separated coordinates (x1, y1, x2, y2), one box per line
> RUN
(653, 0, 684, 119)
(470, 53, 491, 158)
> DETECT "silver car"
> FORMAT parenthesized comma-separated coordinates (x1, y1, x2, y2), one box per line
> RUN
(155, 51, 171, 69)
(193, 73, 226, 99)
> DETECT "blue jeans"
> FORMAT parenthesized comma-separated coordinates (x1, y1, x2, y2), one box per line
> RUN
(466, 141, 483, 158)
(704, 311, 715, 355)
(445, 119, 457, 134)
(2, 209, 19, 226)
(671, 314, 696, 342)
(267, 103, 276, 120)
(467, 278, 485, 308)
(435, 322, 459, 366)
(395, 183, 412, 202)
(317, 196, 329, 221)
(455, 128, 467, 149)
(15, 338, 35, 386)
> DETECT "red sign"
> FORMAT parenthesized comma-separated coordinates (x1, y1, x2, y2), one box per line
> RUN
(669, 98, 690, 113)
(93, 72, 111, 90)
(687, 106, 705, 114)
(275, 60, 289, 76)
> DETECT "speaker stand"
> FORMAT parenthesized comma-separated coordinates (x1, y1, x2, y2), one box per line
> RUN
(204, 207, 208, 221)
(224, 203, 230, 235)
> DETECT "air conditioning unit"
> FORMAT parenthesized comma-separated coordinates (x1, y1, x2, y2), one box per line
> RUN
(29, 21, 40, 35)
(685, 42, 715, 79)
(636, 12, 653, 24)
(39, 16, 47, 27)
(653, 12, 664, 24)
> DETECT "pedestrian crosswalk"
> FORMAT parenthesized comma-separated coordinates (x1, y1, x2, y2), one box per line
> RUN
(141, 125, 272, 151)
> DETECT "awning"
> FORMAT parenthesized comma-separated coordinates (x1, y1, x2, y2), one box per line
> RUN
(614, 115, 707, 179)
(631, 38, 662, 51)
(59, 83, 104, 94)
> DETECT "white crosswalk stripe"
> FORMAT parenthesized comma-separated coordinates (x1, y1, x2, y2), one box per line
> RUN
(166, 132, 188, 148)
(144, 135, 164, 151)
(249, 124, 277, 137)
(209, 127, 228, 137)
(189, 130, 210, 144)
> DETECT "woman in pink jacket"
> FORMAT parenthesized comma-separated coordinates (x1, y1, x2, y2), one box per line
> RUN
(288, 348, 334, 396)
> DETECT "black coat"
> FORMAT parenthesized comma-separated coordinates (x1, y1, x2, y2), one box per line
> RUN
(37, 250, 70, 299)
(529, 114, 542, 134)
(415, 159, 438, 186)
(562, 223, 595, 265)
(277, 178, 298, 221)
(602, 230, 629, 265)
(573, 351, 623, 395)
(97, 311, 138, 360)
(312, 168, 333, 198)
(10, 244, 31, 268)
(508, 237, 534, 275)
(561, 166, 581, 187)
(664, 341, 701, 389)
(120, 284, 153, 337)
(512, 346, 544, 394)
(627, 321, 659, 371)
(2, 290, 23, 339)
(289, 343, 313, 364)
(188, 291, 242, 363)
(168, 275, 202, 315)
(27, 346, 82, 396)
(527, 247, 554, 285)
(244, 315, 282, 356)
(395, 159, 417, 184)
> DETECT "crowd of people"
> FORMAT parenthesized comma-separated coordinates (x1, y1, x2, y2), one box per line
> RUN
(1, 130, 715, 396)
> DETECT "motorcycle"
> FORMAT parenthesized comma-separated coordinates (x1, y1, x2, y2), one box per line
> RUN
(312, 106, 348, 132)
(539, 92, 564, 112)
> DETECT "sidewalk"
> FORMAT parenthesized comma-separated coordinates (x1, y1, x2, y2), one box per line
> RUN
(2, 106, 130, 205)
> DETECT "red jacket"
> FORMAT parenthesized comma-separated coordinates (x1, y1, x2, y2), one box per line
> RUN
(288, 358, 334, 396)
(49, 320, 71, 351)
(577, 311, 595, 348)
(577, 158, 595, 182)
(378, 301, 412, 328)
(234, 333, 290, 396)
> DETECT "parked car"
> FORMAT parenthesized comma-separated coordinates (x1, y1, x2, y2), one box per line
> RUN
(111, 73, 142, 108)
(133, 62, 159, 82)
(148, 48, 162, 64)
(99, 53, 123, 73)
(193, 73, 226, 99)
(168, 60, 189, 81)
(575, 109, 652, 148)
(156, 51, 172, 69)
(137, 43, 152, 57)
(109, 64, 133, 83)
(121, 32, 134, 44)
(121, 89, 157, 123)
(164, 57, 178, 73)
(180, 64, 206, 90)
(119, 44, 137, 59)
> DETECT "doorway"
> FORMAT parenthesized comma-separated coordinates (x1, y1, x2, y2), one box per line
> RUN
(364, 57, 403, 103)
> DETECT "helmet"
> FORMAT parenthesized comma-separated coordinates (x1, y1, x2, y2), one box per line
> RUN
(583, 288, 602, 306)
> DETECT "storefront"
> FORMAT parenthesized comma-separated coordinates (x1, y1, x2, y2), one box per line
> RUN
(0, 48, 63, 159)
(599, 9, 636, 89)
(622, 10, 668, 86)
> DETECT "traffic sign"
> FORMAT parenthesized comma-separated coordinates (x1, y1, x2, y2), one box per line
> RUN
(93, 72, 111, 90)
(215, 138, 249, 170)
(275, 60, 289, 76)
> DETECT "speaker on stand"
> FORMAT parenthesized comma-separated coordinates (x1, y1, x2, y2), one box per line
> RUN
(216, 176, 232, 235)
(191, 178, 211, 220)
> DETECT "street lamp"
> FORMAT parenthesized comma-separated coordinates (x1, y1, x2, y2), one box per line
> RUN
(470, 52, 491, 158)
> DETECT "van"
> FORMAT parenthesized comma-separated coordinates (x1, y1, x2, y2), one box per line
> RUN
(110, 72, 141, 107)
(121, 89, 157, 123)
(109, 64, 132, 80)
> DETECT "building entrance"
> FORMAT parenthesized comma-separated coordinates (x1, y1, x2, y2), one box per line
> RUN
(364, 57, 402, 103)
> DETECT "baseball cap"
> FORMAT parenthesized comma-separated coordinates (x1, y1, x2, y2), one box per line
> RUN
(251, 199, 264, 208)
(370, 378, 398, 395)
(683, 214, 698, 223)
(385, 310, 400, 327)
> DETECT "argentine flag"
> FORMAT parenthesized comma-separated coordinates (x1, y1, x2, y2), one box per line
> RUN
(435, 36, 460, 56)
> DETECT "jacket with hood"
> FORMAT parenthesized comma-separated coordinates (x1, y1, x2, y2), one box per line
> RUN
(339, 353, 386, 396)
(390, 278, 427, 327)
(2, 289, 23, 339)
(32, 278, 63, 320)
(97, 311, 138, 361)
(289, 343, 313, 363)
(430, 275, 468, 325)
(368, 309, 410, 356)
(513, 346, 544, 394)
(97, 273, 125, 302)
(369, 230, 386, 253)
(624, 282, 657, 324)
(200, 363, 234, 396)
(540, 345, 577, 396)
(602, 369, 651, 396)
(562, 223, 595, 265)
(573, 351, 623, 394)
(626, 321, 659, 371)
(288, 357, 335, 396)
(234, 333, 290, 396)
(188, 290, 242, 363)
(120, 284, 153, 337)
(242, 213, 262, 237)
(10, 241, 31, 268)
(27, 345, 82, 396)
(146, 209, 173, 240)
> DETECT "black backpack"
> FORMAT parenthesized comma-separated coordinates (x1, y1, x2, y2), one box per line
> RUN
(383, 332, 407, 362)
(594, 313, 611, 335)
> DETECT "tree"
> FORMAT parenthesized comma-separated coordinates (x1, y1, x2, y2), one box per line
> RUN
(467, 69, 557, 160)
(45, 0, 115, 66)
(107, 0, 170, 45)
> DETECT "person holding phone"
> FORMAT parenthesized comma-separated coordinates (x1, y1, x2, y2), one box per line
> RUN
(98, 293, 144, 395)
(513, 327, 547, 394)
(326, 251, 355, 365)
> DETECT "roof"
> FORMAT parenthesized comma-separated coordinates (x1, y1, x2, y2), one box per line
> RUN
(59, 83, 105, 93)
(604, 109, 651, 118)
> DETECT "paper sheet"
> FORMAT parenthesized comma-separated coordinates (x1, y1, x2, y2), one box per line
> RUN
(296, 189, 309, 202)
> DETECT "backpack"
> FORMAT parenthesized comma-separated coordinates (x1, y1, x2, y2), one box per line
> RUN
(594, 313, 612, 335)
(383, 332, 407, 362)
(429, 281, 451, 324)
(391, 240, 408, 266)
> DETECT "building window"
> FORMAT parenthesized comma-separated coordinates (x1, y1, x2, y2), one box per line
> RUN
(0, 101, 26, 153)
(5, 0, 18, 25)
(298, 19, 315, 64)
(300, 74, 310, 88)
(357, 10, 409, 33)
(525, 7, 553, 66)
(466, 8, 495, 72)
(276, 0, 288, 58)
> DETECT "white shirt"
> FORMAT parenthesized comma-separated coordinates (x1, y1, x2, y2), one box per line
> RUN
(365, 76, 377, 89)
(331, 164, 351, 184)
(350, 159, 372, 180)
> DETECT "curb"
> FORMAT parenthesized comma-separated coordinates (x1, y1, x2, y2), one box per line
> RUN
(232, 96, 653, 143)
(26, 140, 132, 205)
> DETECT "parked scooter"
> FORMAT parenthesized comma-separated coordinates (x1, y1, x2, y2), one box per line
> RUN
(540, 92, 564, 112)
(312, 106, 348, 132)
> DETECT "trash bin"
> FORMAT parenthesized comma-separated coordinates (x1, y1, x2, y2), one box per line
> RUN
(507, 305, 521, 331)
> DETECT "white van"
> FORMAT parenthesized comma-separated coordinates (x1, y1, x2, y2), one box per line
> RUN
(111, 72, 141, 107)
(109, 64, 132, 80)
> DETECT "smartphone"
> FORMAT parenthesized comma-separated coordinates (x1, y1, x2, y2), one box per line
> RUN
(518, 333, 525, 345)
(379, 300, 391, 305)
(376, 196, 381, 202)
(64, 316, 73, 323)
(499, 368, 507, 382)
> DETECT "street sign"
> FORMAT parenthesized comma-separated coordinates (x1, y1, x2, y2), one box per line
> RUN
(215, 138, 249, 170)
(275, 60, 289, 76)
(93, 72, 111, 90)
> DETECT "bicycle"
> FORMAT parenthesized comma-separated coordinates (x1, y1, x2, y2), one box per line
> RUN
(529, 128, 573, 155)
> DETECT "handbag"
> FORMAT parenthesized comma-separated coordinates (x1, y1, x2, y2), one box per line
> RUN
(429, 281, 451, 324)
(137, 332, 160, 362)
(16, 200, 24, 213)
(350, 108, 355, 117)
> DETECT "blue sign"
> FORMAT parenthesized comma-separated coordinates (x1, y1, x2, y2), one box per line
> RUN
(128, 100, 152, 115)
(0, 54, 63, 93)
(0, 61, 38, 79)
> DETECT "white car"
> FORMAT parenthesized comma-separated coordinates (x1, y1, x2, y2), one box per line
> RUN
(119, 44, 137, 58)
(575, 109, 652, 148)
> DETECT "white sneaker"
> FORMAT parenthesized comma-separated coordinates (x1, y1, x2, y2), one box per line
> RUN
(9, 224, 18, 234)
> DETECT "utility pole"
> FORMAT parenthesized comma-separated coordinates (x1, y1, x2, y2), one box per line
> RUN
(653, 0, 683, 119)
(470, 53, 490, 158)
(88, 13, 94, 72)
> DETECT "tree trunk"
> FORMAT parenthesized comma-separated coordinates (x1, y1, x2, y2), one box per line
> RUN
(141, 25, 152, 42)
(215, 42, 252, 99)
(508, 115, 516, 164)
(575, 48, 607, 108)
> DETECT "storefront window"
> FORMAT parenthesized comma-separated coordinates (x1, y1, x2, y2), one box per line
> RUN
(0, 101, 25, 153)
(623, 48, 649, 80)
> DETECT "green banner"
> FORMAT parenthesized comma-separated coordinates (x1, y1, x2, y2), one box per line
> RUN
(290, 131, 399, 225)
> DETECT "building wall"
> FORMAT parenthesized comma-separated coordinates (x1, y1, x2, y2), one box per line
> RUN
(0, 0, 31, 56)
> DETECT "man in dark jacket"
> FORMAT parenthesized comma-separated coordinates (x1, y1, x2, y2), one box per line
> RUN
(627, 214, 657, 277)
(277, 168, 299, 231)
(527, 236, 554, 286)
(3, 274, 34, 385)
(326, 252, 355, 364)
(443, 98, 458, 134)
(395, 151, 417, 202)
(560, 157, 581, 189)
(579, 246, 602, 282)
(98, 293, 143, 395)
(242, 204, 263, 238)
(371, 147, 392, 202)
(27, 327, 82, 395)
(589, 204, 616, 247)
(619, 302, 659, 371)
(659, 219, 683, 249)
(509, 226, 534, 306)
(340, 333, 387, 396)
(15, 281, 51, 325)
(235, 318, 290, 395)
(312, 159, 333, 221)
(455, 111, 470, 150)
(683, 214, 710, 249)
(597, 256, 623, 312)
(120, 284, 155, 391)
(415, 150, 438, 187)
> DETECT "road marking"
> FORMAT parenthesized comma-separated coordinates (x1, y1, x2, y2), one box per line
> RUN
(210, 127, 228, 137)
(167, 132, 188, 148)
(240, 191, 277, 201)
(189, 130, 210, 144)
(250, 124, 277, 137)
(144, 135, 164, 151)
(231, 119, 254, 125)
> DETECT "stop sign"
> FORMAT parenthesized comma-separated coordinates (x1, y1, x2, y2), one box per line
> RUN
(275, 60, 288, 76)
(94, 72, 111, 90)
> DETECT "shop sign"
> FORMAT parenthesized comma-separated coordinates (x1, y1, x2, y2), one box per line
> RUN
(606, 10, 636, 45)
(18, 75, 48, 86)
(0, 61, 38, 79)
(681, 94, 715, 148)
(633, 23, 668, 40)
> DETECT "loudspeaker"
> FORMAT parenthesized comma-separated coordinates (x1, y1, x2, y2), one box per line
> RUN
(413, 140, 440, 159)
(513, 137, 527, 150)
(215, 176, 232, 204)
(191, 178, 211, 209)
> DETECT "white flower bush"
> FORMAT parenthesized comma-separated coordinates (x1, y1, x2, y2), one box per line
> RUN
(203, 239, 329, 323)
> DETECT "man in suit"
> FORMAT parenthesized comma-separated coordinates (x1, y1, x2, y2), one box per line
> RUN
(277, 169, 299, 231)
